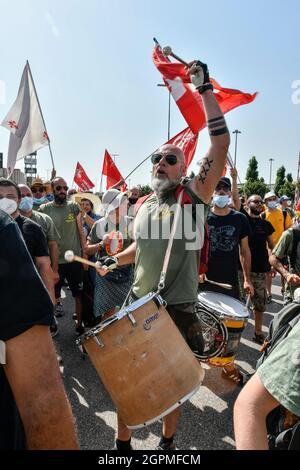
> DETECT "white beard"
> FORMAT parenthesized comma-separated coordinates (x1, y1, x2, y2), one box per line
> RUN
(151, 176, 181, 198)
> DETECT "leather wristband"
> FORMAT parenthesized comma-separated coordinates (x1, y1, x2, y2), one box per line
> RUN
(197, 83, 214, 94)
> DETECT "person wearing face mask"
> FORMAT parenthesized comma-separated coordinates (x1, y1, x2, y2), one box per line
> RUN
(0, 179, 55, 306)
(262, 192, 293, 303)
(30, 179, 49, 210)
(280, 195, 295, 219)
(18, 184, 60, 337)
(199, 177, 254, 384)
(239, 196, 275, 343)
(39, 177, 85, 334)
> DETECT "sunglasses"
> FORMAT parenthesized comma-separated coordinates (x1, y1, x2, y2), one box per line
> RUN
(250, 199, 262, 205)
(31, 187, 45, 193)
(151, 153, 178, 166)
(55, 185, 68, 191)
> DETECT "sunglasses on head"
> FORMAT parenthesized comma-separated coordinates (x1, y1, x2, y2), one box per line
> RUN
(151, 153, 178, 166)
(55, 185, 68, 191)
(31, 187, 45, 193)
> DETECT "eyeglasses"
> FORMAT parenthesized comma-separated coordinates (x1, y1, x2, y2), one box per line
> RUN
(31, 187, 45, 193)
(55, 185, 68, 191)
(250, 199, 262, 204)
(151, 153, 178, 166)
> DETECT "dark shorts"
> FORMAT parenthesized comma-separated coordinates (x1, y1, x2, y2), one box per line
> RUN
(55, 263, 83, 299)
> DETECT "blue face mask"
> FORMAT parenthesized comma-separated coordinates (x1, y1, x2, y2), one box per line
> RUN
(213, 195, 230, 208)
(46, 194, 54, 202)
(33, 196, 48, 205)
(267, 201, 278, 210)
(19, 196, 34, 212)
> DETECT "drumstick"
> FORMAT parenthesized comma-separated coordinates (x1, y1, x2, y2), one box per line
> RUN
(64, 250, 117, 271)
(244, 293, 251, 312)
(162, 46, 189, 66)
(203, 275, 232, 290)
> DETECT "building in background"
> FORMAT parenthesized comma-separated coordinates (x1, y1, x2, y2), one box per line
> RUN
(0, 151, 26, 184)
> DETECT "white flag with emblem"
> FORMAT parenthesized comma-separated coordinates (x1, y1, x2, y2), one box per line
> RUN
(1, 62, 49, 176)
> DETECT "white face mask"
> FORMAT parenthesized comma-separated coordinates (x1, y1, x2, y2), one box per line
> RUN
(0, 198, 18, 215)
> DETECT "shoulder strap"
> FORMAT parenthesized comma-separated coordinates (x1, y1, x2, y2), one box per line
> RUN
(283, 210, 287, 230)
(291, 225, 300, 269)
(134, 193, 152, 216)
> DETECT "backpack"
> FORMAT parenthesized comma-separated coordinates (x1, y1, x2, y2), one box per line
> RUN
(261, 208, 288, 229)
(134, 185, 209, 275)
(256, 299, 300, 449)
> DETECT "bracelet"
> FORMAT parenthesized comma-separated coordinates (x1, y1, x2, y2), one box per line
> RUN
(197, 83, 214, 94)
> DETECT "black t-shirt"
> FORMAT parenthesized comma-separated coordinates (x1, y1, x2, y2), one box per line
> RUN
(240, 206, 275, 273)
(206, 209, 251, 285)
(15, 215, 49, 259)
(0, 210, 53, 449)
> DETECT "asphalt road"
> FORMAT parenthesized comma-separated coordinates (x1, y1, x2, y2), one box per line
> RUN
(54, 277, 283, 451)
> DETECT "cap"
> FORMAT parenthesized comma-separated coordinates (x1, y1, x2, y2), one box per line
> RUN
(102, 189, 127, 215)
(264, 191, 277, 201)
(216, 177, 231, 190)
(279, 195, 290, 203)
(30, 178, 46, 190)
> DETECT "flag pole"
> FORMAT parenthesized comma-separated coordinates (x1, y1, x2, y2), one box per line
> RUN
(123, 147, 159, 182)
(26, 60, 55, 171)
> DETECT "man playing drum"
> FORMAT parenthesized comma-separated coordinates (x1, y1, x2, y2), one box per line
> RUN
(97, 59, 230, 450)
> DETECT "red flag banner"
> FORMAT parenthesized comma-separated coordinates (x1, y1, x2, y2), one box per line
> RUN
(102, 150, 127, 191)
(166, 127, 198, 168)
(74, 162, 95, 191)
(152, 45, 257, 134)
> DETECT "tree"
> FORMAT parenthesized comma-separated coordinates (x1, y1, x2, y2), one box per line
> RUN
(189, 171, 195, 179)
(286, 173, 293, 183)
(242, 179, 269, 198)
(274, 166, 286, 195)
(243, 156, 269, 198)
(138, 184, 152, 197)
(279, 180, 296, 200)
(245, 156, 259, 181)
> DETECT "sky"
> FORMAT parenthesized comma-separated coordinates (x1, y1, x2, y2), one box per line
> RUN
(0, 0, 300, 190)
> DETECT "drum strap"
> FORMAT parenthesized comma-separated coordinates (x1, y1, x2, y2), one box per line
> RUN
(157, 190, 184, 293)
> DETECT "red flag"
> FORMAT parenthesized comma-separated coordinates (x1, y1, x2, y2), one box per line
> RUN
(152, 45, 257, 134)
(74, 162, 95, 191)
(166, 127, 198, 168)
(102, 150, 127, 191)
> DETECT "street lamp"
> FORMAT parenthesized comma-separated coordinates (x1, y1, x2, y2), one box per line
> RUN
(111, 153, 119, 164)
(232, 130, 241, 167)
(269, 158, 275, 190)
(157, 83, 171, 140)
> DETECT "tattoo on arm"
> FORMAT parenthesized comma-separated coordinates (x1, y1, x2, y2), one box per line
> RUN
(197, 157, 214, 184)
(270, 255, 288, 278)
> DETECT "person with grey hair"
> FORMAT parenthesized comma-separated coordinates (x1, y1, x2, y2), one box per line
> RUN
(97, 58, 230, 450)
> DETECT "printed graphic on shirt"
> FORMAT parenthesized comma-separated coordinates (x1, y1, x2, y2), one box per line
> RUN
(209, 225, 237, 252)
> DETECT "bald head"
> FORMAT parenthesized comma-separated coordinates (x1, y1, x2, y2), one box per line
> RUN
(19, 184, 32, 198)
(158, 144, 185, 164)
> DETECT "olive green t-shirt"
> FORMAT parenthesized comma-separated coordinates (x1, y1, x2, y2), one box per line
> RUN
(133, 187, 208, 305)
(30, 211, 60, 243)
(257, 319, 300, 417)
(88, 216, 133, 258)
(39, 201, 81, 264)
(273, 228, 300, 299)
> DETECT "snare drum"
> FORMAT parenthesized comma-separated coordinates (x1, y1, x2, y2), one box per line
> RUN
(77, 292, 204, 429)
(196, 291, 249, 366)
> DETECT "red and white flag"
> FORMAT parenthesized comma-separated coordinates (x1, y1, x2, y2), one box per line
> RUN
(102, 150, 127, 191)
(152, 45, 257, 134)
(166, 127, 198, 168)
(74, 162, 95, 191)
(1, 62, 50, 176)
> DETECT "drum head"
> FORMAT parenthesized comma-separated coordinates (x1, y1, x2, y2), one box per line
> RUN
(194, 306, 227, 361)
(198, 291, 249, 319)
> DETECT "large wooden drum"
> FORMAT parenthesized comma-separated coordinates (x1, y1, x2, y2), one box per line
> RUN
(77, 292, 204, 429)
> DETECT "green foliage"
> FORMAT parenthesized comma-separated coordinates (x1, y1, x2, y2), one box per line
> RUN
(189, 170, 196, 179)
(286, 173, 293, 183)
(274, 166, 286, 195)
(245, 156, 259, 181)
(278, 180, 296, 200)
(138, 184, 152, 197)
(242, 179, 270, 198)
